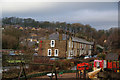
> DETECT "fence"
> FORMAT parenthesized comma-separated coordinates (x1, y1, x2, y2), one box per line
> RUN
(94, 60, 120, 73)
(2, 55, 94, 80)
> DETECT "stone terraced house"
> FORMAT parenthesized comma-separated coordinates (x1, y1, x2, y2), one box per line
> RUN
(38, 32, 94, 59)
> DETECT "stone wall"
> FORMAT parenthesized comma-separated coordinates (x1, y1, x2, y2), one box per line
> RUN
(39, 40, 67, 58)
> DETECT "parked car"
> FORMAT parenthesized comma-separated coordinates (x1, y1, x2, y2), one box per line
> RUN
(84, 56, 89, 59)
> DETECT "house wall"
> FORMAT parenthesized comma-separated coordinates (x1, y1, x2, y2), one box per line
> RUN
(67, 38, 93, 58)
(67, 37, 72, 57)
(39, 40, 67, 58)
(39, 37, 93, 58)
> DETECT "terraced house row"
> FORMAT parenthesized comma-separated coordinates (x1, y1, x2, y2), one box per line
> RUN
(39, 31, 94, 59)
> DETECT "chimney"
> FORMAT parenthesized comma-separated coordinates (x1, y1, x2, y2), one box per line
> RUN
(45, 30, 49, 39)
(59, 29, 63, 41)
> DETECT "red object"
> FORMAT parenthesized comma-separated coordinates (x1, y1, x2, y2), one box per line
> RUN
(117, 62, 119, 69)
(107, 62, 112, 69)
(100, 61, 103, 68)
(40, 41, 42, 43)
(113, 62, 116, 68)
(94, 60, 104, 68)
(40, 44, 42, 48)
(39, 41, 42, 48)
(77, 62, 91, 70)
(93, 60, 120, 73)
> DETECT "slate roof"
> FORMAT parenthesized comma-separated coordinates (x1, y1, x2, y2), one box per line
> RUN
(72, 37, 93, 45)
(96, 45, 104, 49)
(39, 37, 47, 40)
(105, 53, 119, 60)
(49, 32, 59, 40)
(40, 32, 69, 40)
(40, 32, 93, 45)
(28, 41, 36, 47)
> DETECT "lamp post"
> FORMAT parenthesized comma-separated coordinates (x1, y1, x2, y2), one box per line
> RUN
(103, 40, 107, 53)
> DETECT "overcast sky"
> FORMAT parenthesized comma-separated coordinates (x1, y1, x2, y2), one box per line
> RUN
(1, 1, 119, 30)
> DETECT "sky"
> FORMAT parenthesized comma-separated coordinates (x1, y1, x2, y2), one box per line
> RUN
(1, 0, 119, 30)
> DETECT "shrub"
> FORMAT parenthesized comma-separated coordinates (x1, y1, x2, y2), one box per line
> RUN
(97, 53, 106, 59)
(2, 68, 20, 78)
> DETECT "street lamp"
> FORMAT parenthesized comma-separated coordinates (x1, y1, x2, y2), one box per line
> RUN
(103, 40, 107, 53)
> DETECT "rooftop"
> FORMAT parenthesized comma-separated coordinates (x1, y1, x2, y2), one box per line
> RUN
(40, 32, 93, 45)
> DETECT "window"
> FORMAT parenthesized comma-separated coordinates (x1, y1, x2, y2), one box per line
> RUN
(54, 49, 59, 56)
(79, 43, 81, 49)
(69, 50, 71, 56)
(75, 50, 77, 56)
(84, 44, 86, 48)
(82, 44, 84, 49)
(88, 50, 91, 55)
(69, 41, 71, 47)
(51, 40, 55, 47)
(80, 50, 81, 55)
(70, 50, 73, 56)
(89, 45, 92, 49)
(48, 49, 52, 56)
(74, 43, 76, 48)
(81, 43, 83, 48)
(72, 42, 73, 48)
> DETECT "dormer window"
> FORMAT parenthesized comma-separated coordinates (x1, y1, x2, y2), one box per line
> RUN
(48, 49, 52, 56)
(51, 40, 55, 47)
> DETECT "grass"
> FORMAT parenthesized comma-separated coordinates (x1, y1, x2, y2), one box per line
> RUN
(7, 60, 25, 63)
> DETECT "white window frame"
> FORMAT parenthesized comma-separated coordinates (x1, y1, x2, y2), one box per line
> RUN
(70, 50, 73, 56)
(84, 44, 86, 48)
(75, 50, 77, 56)
(54, 49, 59, 56)
(74, 43, 76, 48)
(69, 41, 71, 47)
(79, 43, 81, 49)
(72, 42, 73, 48)
(30, 39, 33, 42)
(89, 50, 91, 55)
(89, 45, 92, 49)
(48, 49, 52, 56)
(79, 50, 82, 55)
(51, 40, 55, 47)
(69, 50, 71, 56)
(82, 44, 84, 48)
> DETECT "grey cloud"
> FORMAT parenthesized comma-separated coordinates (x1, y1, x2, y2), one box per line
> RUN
(2, 2, 118, 30)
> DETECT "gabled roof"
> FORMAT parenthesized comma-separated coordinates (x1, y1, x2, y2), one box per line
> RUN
(40, 32, 93, 45)
(72, 37, 93, 45)
(40, 32, 69, 40)
(49, 32, 59, 40)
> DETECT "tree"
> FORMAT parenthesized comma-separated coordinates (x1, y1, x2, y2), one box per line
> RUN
(2, 34, 18, 49)
(2, 26, 23, 49)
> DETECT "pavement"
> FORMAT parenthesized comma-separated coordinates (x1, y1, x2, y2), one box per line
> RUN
(30, 73, 76, 80)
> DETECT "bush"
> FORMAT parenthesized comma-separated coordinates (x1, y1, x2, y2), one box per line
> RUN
(97, 53, 106, 59)
(54, 59, 75, 70)
(3, 68, 20, 78)
(29, 64, 52, 72)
